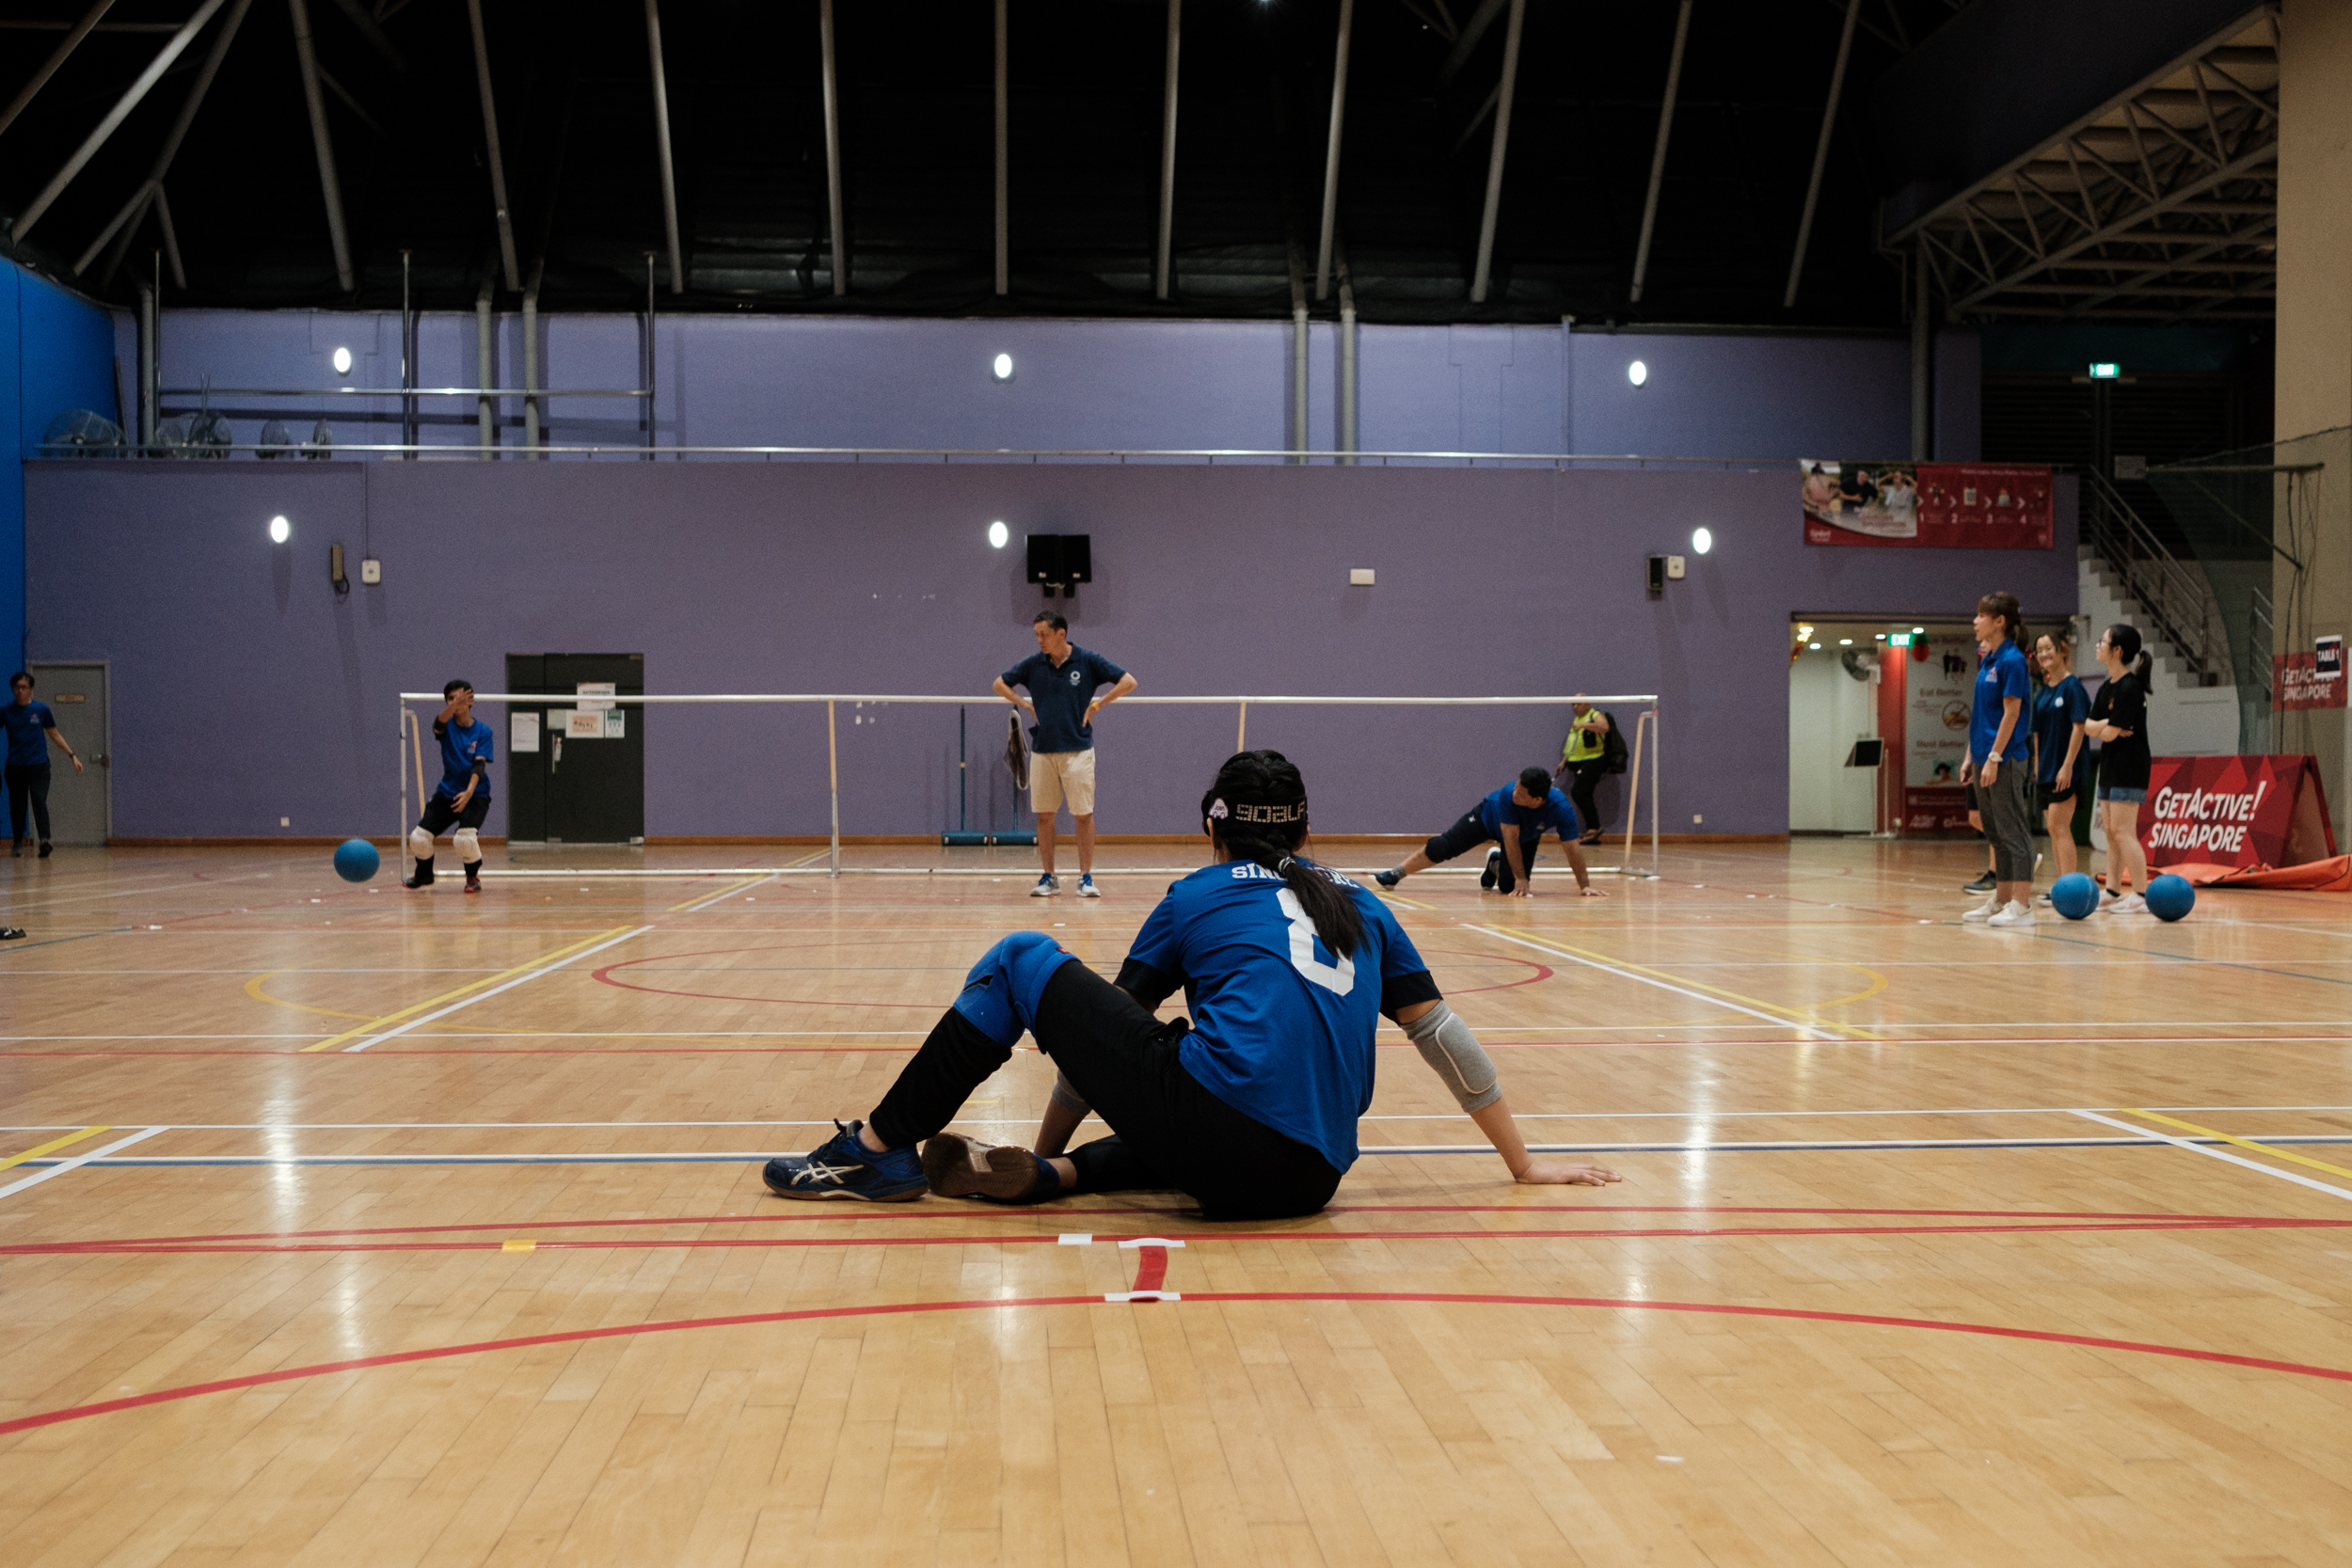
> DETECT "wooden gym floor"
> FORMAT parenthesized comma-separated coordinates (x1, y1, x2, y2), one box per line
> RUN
(2, 838, 2350, 1566)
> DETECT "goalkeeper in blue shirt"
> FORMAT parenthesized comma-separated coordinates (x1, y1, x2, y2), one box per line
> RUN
(404, 680, 495, 894)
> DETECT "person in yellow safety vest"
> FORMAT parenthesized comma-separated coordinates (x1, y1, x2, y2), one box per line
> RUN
(1556, 696, 1613, 845)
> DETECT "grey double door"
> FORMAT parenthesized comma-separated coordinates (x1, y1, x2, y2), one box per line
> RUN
(24, 661, 109, 846)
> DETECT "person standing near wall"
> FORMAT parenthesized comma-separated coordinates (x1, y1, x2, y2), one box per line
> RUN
(1556, 697, 1616, 845)
(2029, 630, 2089, 900)
(994, 610, 1136, 898)
(5, 672, 85, 858)
(403, 681, 494, 895)
(1960, 593, 2035, 927)
(2083, 625, 2153, 913)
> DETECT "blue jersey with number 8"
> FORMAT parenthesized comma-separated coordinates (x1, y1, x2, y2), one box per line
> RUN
(1120, 863, 1434, 1170)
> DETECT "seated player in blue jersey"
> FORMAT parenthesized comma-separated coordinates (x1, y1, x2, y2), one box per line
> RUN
(1373, 766, 1606, 897)
(760, 751, 1620, 1219)
(404, 680, 495, 894)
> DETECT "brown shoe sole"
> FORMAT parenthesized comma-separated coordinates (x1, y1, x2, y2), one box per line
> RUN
(920, 1132, 1044, 1201)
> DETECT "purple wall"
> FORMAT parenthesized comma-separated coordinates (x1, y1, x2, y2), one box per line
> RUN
(127, 309, 1980, 463)
(24, 460, 2073, 842)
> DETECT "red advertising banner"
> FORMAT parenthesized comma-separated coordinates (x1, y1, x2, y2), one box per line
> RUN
(1803, 461, 2054, 549)
(2273, 652, 2348, 711)
(1903, 787, 1974, 832)
(2138, 754, 2339, 871)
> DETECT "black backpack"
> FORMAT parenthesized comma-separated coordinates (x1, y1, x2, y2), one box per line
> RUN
(1599, 712, 1629, 775)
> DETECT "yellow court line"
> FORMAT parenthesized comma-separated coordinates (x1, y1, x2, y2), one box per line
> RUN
(1381, 893, 1435, 911)
(1486, 925, 1883, 1040)
(1815, 966, 1890, 1011)
(245, 972, 535, 1035)
(1, 1125, 112, 1172)
(299, 927, 638, 1053)
(2122, 1108, 2352, 1183)
(666, 873, 775, 914)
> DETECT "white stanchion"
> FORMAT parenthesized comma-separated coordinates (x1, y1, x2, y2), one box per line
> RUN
(394, 691, 1664, 879)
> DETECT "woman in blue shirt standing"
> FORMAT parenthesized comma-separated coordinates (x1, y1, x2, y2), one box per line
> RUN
(2029, 630, 2090, 899)
(1960, 593, 2036, 927)
(5, 671, 86, 859)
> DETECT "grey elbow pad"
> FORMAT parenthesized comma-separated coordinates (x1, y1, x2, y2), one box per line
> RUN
(1403, 1001, 1502, 1112)
(1050, 1070, 1091, 1116)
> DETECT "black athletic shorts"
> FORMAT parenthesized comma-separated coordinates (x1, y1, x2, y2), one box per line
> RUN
(1423, 809, 1495, 864)
(418, 793, 490, 833)
(1964, 782, 1979, 813)
(2036, 782, 2076, 809)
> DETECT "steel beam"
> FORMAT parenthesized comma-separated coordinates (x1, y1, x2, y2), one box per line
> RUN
(644, 0, 684, 293)
(994, 0, 1009, 295)
(1313, 0, 1354, 301)
(466, 0, 520, 291)
(1783, 0, 1861, 309)
(1153, 0, 1181, 301)
(286, 0, 355, 291)
(1629, 0, 1691, 305)
(10, 0, 228, 240)
(87, 0, 258, 286)
(1435, 0, 1504, 87)
(0, 0, 116, 143)
(326, 0, 403, 71)
(819, 0, 847, 295)
(1467, 0, 1523, 305)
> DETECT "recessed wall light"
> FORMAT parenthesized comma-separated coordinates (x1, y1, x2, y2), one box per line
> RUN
(1627, 359, 1648, 388)
(1691, 527, 1712, 555)
(988, 520, 1009, 548)
(331, 346, 353, 375)
(992, 353, 1014, 381)
(268, 515, 291, 544)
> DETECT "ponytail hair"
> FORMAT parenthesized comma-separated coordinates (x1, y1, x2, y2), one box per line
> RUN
(2106, 623, 2153, 680)
(1201, 749, 1366, 959)
(1977, 590, 2026, 647)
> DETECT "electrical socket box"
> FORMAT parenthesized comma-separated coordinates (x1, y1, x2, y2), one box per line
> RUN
(360, 558, 382, 585)
(1666, 555, 1687, 579)
(1349, 568, 1375, 586)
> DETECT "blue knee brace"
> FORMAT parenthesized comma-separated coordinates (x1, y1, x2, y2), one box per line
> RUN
(951, 930, 1080, 1045)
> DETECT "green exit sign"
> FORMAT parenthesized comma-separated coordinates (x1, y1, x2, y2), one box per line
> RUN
(2087, 362, 2122, 379)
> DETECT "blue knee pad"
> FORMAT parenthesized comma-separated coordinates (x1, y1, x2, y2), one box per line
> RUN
(951, 931, 1080, 1045)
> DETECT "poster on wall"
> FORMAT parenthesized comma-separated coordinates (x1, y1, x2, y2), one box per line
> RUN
(2274, 641, 2348, 710)
(1804, 462, 2054, 549)
(1901, 630, 1976, 831)
(2139, 755, 2339, 870)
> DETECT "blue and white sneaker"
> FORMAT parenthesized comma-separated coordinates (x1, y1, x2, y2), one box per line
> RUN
(1077, 874, 1101, 898)
(1373, 869, 1402, 889)
(763, 1120, 928, 1202)
(1030, 874, 1059, 897)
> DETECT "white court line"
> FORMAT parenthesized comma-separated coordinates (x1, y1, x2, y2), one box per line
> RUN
(673, 871, 780, 914)
(2069, 1110, 2352, 1204)
(341, 926, 655, 1053)
(1467, 925, 1830, 1039)
(0, 1127, 170, 1199)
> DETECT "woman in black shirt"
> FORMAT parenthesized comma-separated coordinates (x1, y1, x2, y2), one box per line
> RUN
(2083, 624, 2153, 913)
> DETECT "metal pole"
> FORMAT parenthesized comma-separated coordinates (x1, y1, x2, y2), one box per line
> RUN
(135, 282, 156, 446)
(1339, 271, 1357, 462)
(1620, 709, 1645, 868)
(151, 185, 185, 289)
(400, 249, 414, 455)
(1292, 306, 1310, 462)
(644, 0, 684, 293)
(476, 274, 494, 453)
(1649, 706, 1661, 876)
(1468, 0, 1524, 305)
(644, 253, 657, 457)
(1236, 701, 1247, 752)
(1435, 0, 1506, 88)
(1629, 0, 1691, 305)
(1312, 0, 1353, 301)
(466, 0, 521, 291)
(523, 260, 541, 453)
(9, 0, 229, 240)
(397, 698, 408, 879)
(1153, 0, 1181, 300)
(819, 0, 847, 296)
(993, 0, 1009, 296)
(1783, 0, 1862, 309)
(1910, 238, 1932, 459)
(84, 0, 252, 281)
(959, 705, 968, 832)
(287, 0, 355, 292)
(0, 0, 116, 142)
(827, 700, 841, 878)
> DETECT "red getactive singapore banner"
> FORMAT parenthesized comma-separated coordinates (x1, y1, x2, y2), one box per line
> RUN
(2139, 755, 2340, 871)
(1802, 461, 2054, 549)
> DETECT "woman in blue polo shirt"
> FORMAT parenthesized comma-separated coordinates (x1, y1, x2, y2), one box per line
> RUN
(1960, 593, 2035, 927)
(2029, 629, 2090, 900)
(5, 671, 86, 858)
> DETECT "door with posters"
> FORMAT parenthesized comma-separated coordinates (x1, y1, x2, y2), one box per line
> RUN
(1899, 627, 1980, 832)
(504, 654, 646, 845)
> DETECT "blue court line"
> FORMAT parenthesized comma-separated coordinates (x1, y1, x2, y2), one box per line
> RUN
(0, 929, 128, 956)
(18, 1136, 2352, 1168)
(2030, 927, 2352, 990)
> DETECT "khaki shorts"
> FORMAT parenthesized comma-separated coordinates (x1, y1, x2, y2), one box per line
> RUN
(1031, 749, 1097, 817)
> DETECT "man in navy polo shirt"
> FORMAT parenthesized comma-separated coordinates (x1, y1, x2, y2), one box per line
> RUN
(993, 610, 1137, 897)
(1375, 767, 1607, 897)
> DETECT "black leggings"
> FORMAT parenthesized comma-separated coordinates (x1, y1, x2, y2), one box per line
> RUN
(870, 963, 1344, 1220)
(1565, 758, 1607, 836)
(6, 763, 52, 844)
(1423, 808, 1531, 893)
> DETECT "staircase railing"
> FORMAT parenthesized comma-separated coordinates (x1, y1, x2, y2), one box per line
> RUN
(2249, 585, 2274, 709)
(2078, 467, 2229, 688)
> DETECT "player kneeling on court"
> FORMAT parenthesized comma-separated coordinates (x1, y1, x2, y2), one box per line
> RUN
(405, 680, 494, 895)
(1374, 766, 1605, 897)
(762, 751, 1619, 1218)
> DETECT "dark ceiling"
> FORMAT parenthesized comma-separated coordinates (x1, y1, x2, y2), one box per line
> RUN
(1, 0, 1979, 324)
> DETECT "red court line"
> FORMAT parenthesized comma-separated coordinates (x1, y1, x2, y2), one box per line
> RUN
(592, 945, 946, 1008)
(7, 1288, 2347, 1439)
(6, 1202, 2310, 1251)
(10, 1217, 2339, 1258)
(1129, 1245, 1171, 1293)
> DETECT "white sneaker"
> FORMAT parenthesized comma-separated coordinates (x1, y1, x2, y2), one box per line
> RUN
(1961, 896, 2001, 923)
(1030, 874, 1059, 897)
(2109, 892, 2147, 914)
(1987, 900, 2036, 927)
(2033, 892, 2053, 907)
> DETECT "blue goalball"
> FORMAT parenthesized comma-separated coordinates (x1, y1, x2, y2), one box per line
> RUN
(2048, 872, 2099, 921)
(2145, 873, 2196, 923)
(333, 837, 381, 883)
